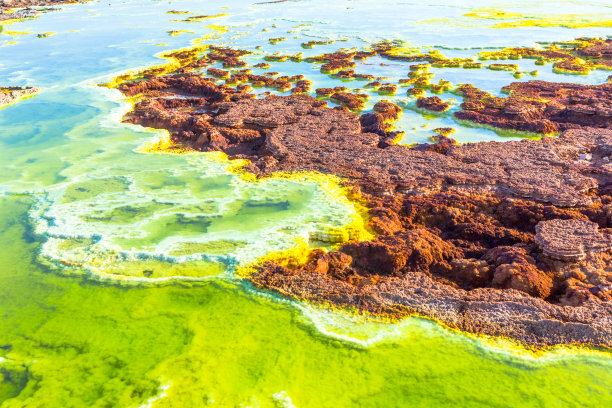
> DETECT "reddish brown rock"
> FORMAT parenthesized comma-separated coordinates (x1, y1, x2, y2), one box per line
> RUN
(208, 46, 251, 68)
(378, 84, 397, 95)
(329, 91, 368, 111)
(113, 46, 612, 346)
(576, 39, 612, 59)
(455, 81, 612, 134)
(416, 96, 450, 112)
(535, 218, 612, 261)
(331, 70, 375, 81)
(485, 246, 553, 298)
(250, 263, 612, 347)
(321, 59, 356, 74)
(291, 79, 312, 94)
(301, 40, 334, 49)
(413, 135, 456, 155)
(206, 67, 230, 79)
(340, 229, 461, 277)
(359, 100, 402, 137)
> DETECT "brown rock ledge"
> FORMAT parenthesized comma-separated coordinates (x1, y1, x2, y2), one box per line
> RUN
(116, 67, 612, 347)
(455, 81, 612, 134)
(535, 219, 612, 261)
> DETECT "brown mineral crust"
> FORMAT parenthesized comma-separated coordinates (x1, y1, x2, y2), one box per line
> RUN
(406, 87, 425, 97)
(577, 39, 612, 59)
(206, 67, 230, 79)
(268, 37, 286, 45)
(378, 49, 445, 64)
(353, 73, 376, 81)
(182, 93, 610, 208)
(331, 70, 375, 81)
(413, 135, 456, 155)
(208, 98, 611, 345)
(477, 39, 612, 74)
(455, 81, 612, 134)
(487, 63, 519, 71)
(250, 262, 612, 347)
(329, 91, 368, 111)
(485, 246, 553, 298)
(301, 40, 334, 49)
(535, 218, 612, 261)
(416, 96, 449, 112)
(304, 51, 364, 74)
(487, 47, 570, 61)
(208, 46, 251, 62)
(553, 58, 591, 74)
(307, 51, 356, 63)
(166, 50, 211, 73)
(118, 67, 612, 346)
(354, 50, 377, 60)
(339, 229, 462, 278)
(448, 128, 612, 206)
(291, 79, 312, 94)
(432, 127, 455, 137)
(378, 84, 397, 95)
(117, 73, 239, 101)
(320, 59, 356, 74)
(315, 87, 334, 97)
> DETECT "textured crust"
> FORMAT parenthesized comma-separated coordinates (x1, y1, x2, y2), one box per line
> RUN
(113, 46, 612, 347)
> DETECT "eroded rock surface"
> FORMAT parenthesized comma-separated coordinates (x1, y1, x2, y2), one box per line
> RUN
(455, 81, 612, 134)
(535, 219, 612, 261)
(114, 49, 612, 347)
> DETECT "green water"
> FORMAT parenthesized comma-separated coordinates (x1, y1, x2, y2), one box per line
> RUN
(2, 196, 611, 407)
(1, 0, 612, 406)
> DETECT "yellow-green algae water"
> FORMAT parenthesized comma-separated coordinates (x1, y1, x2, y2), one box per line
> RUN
(1, 0, 612, 406)
(2, 196, 612, 407)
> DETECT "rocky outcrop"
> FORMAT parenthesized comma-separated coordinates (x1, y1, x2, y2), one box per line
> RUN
(329, 91, 368, 111)
(112, 45, 612, 347)
(577, 39, 612, 59)
(251, 262, 612, 347)
(455, 81, 612, 134)
(416, 96, 450, 112)
(535, 219, 612, 261)
(359, 100, 402, 140)
(478, 38, 612, 75)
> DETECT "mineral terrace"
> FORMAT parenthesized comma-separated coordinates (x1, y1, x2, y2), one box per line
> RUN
(112, 42, 612, 348)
